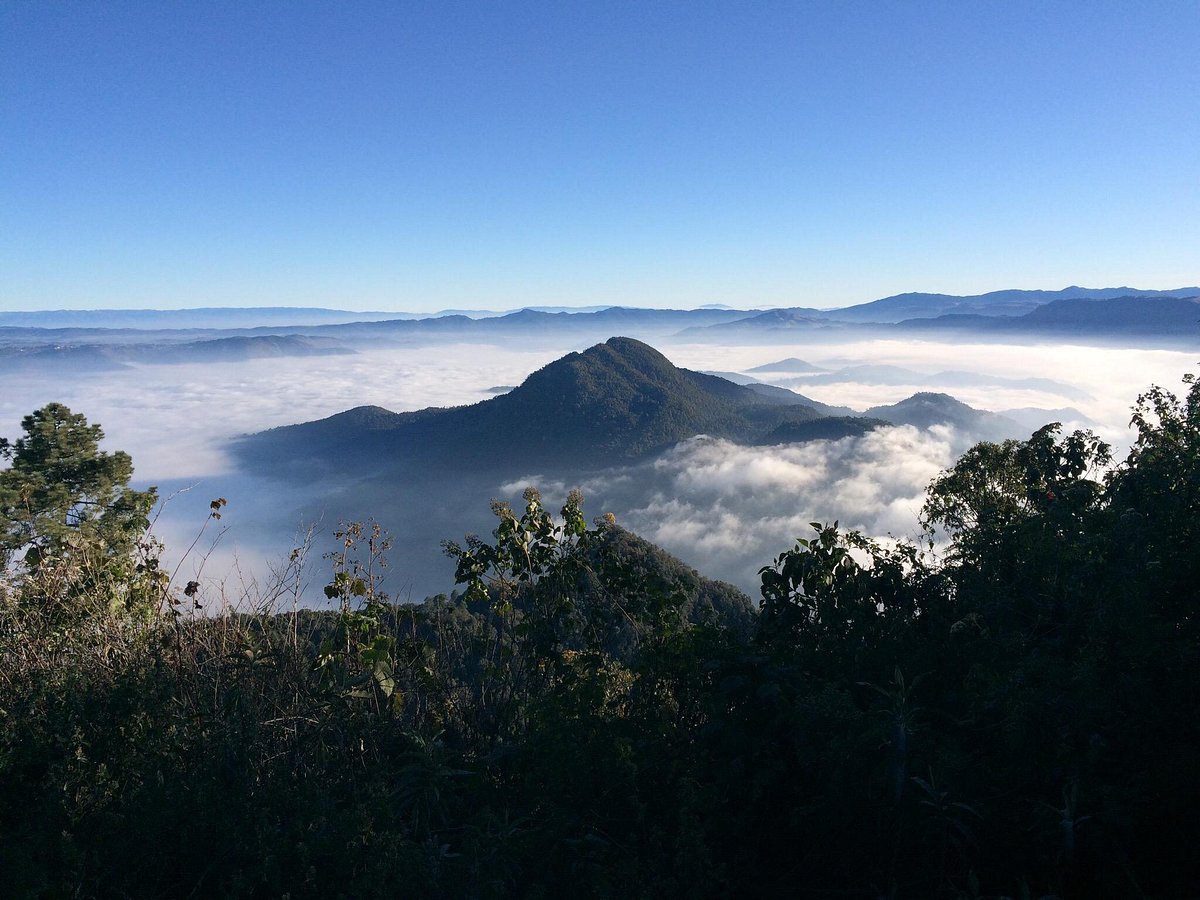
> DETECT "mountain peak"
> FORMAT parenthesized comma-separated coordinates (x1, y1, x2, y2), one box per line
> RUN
(864, 392, 1020, 440)
(239, 337, 840, 474)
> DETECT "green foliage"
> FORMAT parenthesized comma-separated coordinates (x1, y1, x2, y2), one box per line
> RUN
(1108, 374, 1200, 607)
(0, 403, 154, 560)
(0, 403, 162, 629)
(922, 422, 1111, 564)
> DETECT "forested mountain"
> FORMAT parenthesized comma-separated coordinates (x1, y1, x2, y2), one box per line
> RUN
(238, 336, 1035, 480)
(236, 337, 864, 475)
(757, 415, 884, 444)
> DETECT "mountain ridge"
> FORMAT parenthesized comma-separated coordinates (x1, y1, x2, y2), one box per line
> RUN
(825, 286, 1200, 323)
(235, 337, 1035, 481)
(236, 337, 865, 476)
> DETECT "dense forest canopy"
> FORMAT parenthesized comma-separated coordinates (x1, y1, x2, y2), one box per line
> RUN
(1, 374, 1198, 898)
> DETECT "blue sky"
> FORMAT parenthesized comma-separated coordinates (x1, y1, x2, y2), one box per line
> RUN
(2, 1, 1198, 312)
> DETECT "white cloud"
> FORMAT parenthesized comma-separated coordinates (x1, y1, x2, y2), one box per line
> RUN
(662, 336, 1196, 453)
(502, 425, 960, 593)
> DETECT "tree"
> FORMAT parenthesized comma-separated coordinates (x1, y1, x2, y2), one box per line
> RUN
(0, 403, 159, 618)
(921, 423, 1110, 568)
(1108, 373, 1200, 610)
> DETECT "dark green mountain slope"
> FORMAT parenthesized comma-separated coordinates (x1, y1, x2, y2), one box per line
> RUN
(742, 383, 857, 417)
(235, 337, 869, 477)
(758, 416, 886, 444)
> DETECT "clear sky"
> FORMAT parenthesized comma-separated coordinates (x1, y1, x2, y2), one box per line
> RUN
(2, 1, 1198, 313)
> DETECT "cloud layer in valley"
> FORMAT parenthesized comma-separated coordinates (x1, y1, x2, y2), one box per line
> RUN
(502, 425, 961, 593)
(661, 337, 1195, 454)
(3, 333, 1195, 602)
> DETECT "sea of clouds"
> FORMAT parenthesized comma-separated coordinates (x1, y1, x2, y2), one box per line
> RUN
(3, 334, 1194, 602)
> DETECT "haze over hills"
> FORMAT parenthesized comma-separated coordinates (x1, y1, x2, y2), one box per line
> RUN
(0, 304, 647, 330)
(746, 358, 829, 374)
(764, 364, 1089, 402)
(0, 307, 757, 347)
(894, 295, 1200, 340)
(0, 334, 352, 373)
(0, 307, 405, 330)
(997, 406, 1097, 432)
(4, 288, 1199, 358)
(682, 293, 1200, 346)
(862, 392, 1022, 440)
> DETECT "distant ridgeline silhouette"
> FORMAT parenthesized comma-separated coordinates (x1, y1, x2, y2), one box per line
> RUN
(680, 292, 1200, 343)
(235, 337, 1029, 480)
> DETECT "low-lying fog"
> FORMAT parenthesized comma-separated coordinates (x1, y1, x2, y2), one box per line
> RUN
(4, 335, 1193, 605)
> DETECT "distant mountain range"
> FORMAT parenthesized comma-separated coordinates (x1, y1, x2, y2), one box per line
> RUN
(683, 294, 1200, 343)
(5, 285, 1197, 337)
(0, 303, 656, 330)
(236, 337, 1036, 479)
(819, 286, 1200, 323)
(0, 307, 404, 330)
(896, 295, 1200, 337)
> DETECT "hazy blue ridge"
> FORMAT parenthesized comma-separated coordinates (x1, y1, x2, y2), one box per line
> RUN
(824, 286, 1200, 323)
(0, 334, 353, 373)
(895, 295, 1200, 337)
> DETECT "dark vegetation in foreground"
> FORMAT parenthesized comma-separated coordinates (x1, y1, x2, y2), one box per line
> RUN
(1, 375, 1199, 899)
